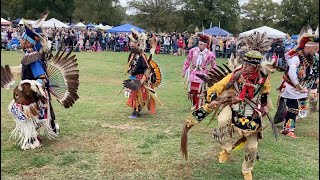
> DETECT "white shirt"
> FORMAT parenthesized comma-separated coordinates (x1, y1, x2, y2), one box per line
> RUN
(281, 56, 308, 99)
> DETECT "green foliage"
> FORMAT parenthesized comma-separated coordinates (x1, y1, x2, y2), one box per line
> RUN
(128, 0, 184, 32)
(1, 0, 75, 22)
(72, 0, 126, 25)
(182, 0, 241, 33)
(280, 0, 319, 35)
(1, 0, 125, 24)
(1, 0, 319, 33)
(240, 0, 282, 31)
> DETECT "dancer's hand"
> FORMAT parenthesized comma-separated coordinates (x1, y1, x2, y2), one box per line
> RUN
(140, 79, 145, 85)
(231, 96, 242, 104)
(262, 106, 268, 116)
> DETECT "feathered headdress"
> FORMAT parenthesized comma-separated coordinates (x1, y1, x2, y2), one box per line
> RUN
(239, 32, 272, 53)
(22, 10, 50, 53)
(237, 32, 271, 65)
(128, 28, 148, 51)
(287, 25, 319, 57)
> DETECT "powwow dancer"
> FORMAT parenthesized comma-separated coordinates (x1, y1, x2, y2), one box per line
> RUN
(182, 34, 216, 110)
(308, 52, 319, 112)
(123, 29, 162, 118)
(1, 11, 80, 150)
(180, 32, 275, 180)
(274, 26, 319, 138)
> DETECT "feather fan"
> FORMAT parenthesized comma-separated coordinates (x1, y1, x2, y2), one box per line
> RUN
(46, 49, 80, 108)
(1, 65, 15, 89)
(123, 79, 141, 91)
(196, 64, 232, 87)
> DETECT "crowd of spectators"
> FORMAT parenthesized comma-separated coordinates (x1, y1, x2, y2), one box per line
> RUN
(1, 25, 297, 67)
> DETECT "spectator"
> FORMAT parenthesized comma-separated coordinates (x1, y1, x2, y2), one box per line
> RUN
(85, 39, 91, 51)
(164, 35, 170, 54)
(101, 32, 107, 51)
(178, 36, 185, 56)
(96, 42, 102, 52)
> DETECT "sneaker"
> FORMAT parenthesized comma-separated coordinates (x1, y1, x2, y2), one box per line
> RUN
(129, 111, 138, 119)
(286, 132, 298, 138)
(218, 150, 229, 163)
(128, 115, 138, 119)
(281, 130, 298, 138)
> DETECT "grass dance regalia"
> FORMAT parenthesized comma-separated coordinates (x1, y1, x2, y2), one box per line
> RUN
(123, 29, 162, 118)
(1, 11, 80, 150)
(182, 34, 216, 110)
(180, 32, 275, 180)
(274, 26, 319, 138)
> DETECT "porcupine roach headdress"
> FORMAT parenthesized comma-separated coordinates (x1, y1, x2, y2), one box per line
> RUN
(238, 32, 274, 74)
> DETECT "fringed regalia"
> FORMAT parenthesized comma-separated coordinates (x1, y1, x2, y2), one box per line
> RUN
(123, 29, 162, 118)
(180, 32, 275, 180)
(274, 26, 319, 138)
(1, 11, 80, 150)
(182, 34, 216, 110)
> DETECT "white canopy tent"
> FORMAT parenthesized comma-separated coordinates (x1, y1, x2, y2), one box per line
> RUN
(42, 18, 69, 28)
(239, 26, 287, 39)
(94, 23, 104, 29)
(74, 22, 86, 28)
(99, 25, 112, 31)
(19, 19, 35, 25)
(1, 18, 11, 25)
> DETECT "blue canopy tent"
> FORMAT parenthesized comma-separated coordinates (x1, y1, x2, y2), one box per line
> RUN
(87, 23, 94, 28)
(203, 26, 232, 36)
(107, 23, 145, 33)
(12, 18, 22, 24)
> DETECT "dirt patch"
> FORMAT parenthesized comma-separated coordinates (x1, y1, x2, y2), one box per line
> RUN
(20, 166, 52, 179)
(101, 123, 146, 130)
(301, 130, 319, 139)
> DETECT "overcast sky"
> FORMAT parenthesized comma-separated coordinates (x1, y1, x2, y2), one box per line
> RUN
(119, 0, 282, 8)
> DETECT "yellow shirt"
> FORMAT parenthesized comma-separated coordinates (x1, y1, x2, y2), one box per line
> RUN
(206, 72, 271, 102)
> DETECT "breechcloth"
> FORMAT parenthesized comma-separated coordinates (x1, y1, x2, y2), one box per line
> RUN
(127, 74, 148, 111)
(188, 82, 206, 109)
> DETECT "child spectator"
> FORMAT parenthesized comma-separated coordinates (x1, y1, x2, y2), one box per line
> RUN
(178, 36, 185, 56)
(96, 42, 102, 52)
(85, 40, 91, 51)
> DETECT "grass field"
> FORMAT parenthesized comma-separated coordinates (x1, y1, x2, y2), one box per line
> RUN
(1, 51, 319, 180)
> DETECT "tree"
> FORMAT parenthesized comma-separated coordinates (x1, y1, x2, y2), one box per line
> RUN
(280, 0, 319, 35)
(72, 0, 126, 25)
(240, 0, 281, 31)
(1, 0, 75, 22)
(181, 0, 240, 33)
(128, 0, 184, 32)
